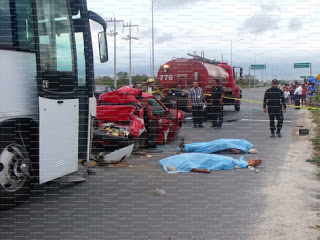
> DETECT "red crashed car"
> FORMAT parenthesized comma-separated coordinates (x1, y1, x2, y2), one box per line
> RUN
(93, 86, 184, 151)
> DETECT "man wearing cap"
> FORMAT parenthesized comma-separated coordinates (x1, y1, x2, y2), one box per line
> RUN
(188, 81, 206, 128)
(307, 82, 317, 106)
(263, 79, 286, 138)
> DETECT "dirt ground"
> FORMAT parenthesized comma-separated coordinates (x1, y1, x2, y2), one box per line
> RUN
(251, 110, 320, 239)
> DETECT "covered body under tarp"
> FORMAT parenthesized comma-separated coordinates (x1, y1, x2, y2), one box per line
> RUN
(159, 153, 249, 173)
(179, 139, 253, 154)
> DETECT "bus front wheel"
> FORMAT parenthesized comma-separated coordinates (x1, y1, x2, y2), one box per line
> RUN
(0, 142, 30, 210)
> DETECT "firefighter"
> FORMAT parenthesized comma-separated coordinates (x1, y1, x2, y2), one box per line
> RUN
(141, 78, 164, 100)
(138, 79, 147, 89)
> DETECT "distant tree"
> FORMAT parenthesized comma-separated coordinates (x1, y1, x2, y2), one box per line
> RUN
(95, 75, 113, 85)
(117, 71, 128, 80)
(132, 74, 149, 84)
(239, 74, 260, 87)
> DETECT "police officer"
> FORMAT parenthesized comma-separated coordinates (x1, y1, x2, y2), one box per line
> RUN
(263, 79, 286, 138)
(210, 79, 224, 128)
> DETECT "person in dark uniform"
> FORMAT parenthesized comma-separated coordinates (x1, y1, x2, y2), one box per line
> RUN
(263, 79, 286, 138)
(210, 79, 225, 128)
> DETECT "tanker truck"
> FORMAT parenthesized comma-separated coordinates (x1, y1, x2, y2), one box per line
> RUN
(157, 53, 243, 112)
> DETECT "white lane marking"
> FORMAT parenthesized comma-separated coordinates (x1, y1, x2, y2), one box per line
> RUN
(240, 119, 294, 122)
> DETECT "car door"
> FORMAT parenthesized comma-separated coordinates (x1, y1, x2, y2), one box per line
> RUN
(145, 97, 175, 144)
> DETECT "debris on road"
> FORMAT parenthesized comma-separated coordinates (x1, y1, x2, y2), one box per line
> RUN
(248, 149, 258, 154)
(97, 144, 134, 164)
(154, 188, 166, 196)
(299, 128, 309, 136)
(255, 169, 260, 173)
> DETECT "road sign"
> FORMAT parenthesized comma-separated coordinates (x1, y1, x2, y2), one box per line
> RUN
(294, 63, 310, 68)
(250, 65, 266, 70)
(317, 74, 320, 81)
(300, 76, 306, 78)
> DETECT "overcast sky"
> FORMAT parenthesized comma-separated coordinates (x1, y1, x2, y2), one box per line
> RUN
(87, 0, 320, 81)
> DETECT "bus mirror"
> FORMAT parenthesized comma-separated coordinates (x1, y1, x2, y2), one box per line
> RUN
(98, 31, 108, 63)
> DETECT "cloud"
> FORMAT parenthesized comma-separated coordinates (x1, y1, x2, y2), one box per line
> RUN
(155, 0, 204, 8)
(241, 13, 280, 34)
(260, 3, 280, 13)
(288, 17, 303, 32)
(156, 32, 175, 44)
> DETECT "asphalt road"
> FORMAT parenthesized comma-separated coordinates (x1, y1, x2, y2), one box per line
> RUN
(0, 87, 303, 240)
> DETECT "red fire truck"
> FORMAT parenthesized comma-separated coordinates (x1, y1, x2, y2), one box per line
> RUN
(157, 53, 243, 111)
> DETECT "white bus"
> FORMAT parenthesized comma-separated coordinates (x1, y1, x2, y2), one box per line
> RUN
(0, 0, 108, 208)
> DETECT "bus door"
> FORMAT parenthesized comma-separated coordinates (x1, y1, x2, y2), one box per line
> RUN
(35, 0, 79, 183)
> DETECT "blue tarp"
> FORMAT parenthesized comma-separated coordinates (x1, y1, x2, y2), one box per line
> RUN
(178, 139, 253, 154)
(308, 77, 319, 85)
(159, 153, 249, 173)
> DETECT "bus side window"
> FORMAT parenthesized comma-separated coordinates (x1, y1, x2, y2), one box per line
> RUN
(0, 1, 13, 47)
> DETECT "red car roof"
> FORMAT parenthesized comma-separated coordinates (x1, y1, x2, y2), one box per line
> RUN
(99, 86, 153, 104)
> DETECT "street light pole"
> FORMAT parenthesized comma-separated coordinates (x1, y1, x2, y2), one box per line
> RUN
(152, 0, 156, 79)
(230, 39, 243, 66)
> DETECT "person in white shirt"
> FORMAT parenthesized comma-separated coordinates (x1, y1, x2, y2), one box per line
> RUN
(294, 83, 302, 109)
(283, 89, 290, 104)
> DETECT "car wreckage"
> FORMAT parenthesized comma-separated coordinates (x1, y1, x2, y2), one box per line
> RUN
(93, 86, 184, 152)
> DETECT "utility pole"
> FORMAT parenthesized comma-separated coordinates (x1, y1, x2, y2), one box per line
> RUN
(123, 22, 138, 86)
(106, 15, 124, 88)
(248, 66, 251, 88)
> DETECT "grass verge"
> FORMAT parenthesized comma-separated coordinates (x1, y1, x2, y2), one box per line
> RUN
(308, 91, 320, 178)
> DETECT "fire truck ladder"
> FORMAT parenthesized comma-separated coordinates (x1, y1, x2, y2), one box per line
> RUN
(187, 51, 220, 65)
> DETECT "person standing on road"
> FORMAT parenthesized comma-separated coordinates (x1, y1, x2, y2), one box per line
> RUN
(289, 84, 295, 104)
(294, 82, 302, 109)
(210, 79, 225, 128)
(284, 88, 290, 104)
(263, 79, 286, 138)
(301, 84, 307, 107)
(188, 81, 206, 128)
(138, 79, 147, 90)
(307, 82, 317, 106)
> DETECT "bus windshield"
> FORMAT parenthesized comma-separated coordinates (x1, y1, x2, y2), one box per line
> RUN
(36, 0, 75, 73)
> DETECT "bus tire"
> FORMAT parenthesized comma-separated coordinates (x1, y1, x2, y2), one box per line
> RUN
(0, 134, 30, 210)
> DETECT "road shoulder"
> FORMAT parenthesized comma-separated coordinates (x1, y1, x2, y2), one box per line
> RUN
(251, 109, 320, 239)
